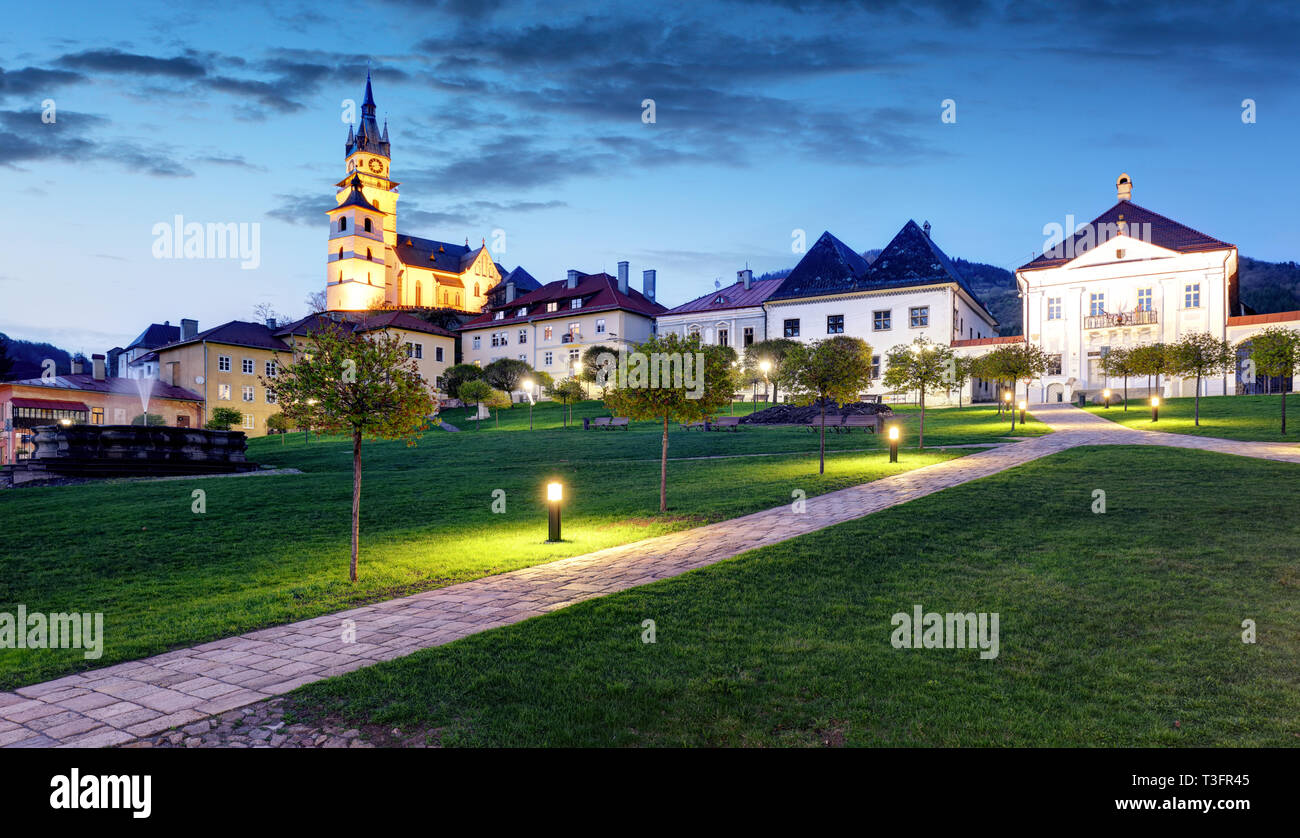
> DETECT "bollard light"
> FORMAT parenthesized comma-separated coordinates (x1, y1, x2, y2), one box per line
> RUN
(1102, 388, 1111, 410)
(1151, 396, 1160, 423)
(1018, 399, 1027, 424)
(888, 424, 900, 463)
(546, 481, 564, 542)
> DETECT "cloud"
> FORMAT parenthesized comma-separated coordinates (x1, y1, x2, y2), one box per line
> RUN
(55, 48, 207, 78)
(266, 192, 567, 229)
(0, 109, 192, 176)
(266, 193, 332, 226)
(0, 65, 86, 97)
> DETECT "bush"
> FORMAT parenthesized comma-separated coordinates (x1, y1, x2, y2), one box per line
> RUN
(130, 413, 167, 426)
(205, 407, 244, 430)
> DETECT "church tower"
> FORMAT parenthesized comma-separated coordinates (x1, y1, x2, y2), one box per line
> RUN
(326, 73, 400, 311)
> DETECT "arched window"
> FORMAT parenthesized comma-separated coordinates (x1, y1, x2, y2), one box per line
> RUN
(340, 217, 347, 232)
(337, 247, 342, 260)
(474, 282, 480, 296)
(415, 282, 422, 306)
(364, 218, 372, 233)
(367, 248, 372, 261)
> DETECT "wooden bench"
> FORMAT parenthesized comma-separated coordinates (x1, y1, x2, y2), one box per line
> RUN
(839, 414, 882, 434)
(586, 417, 610, 429)
(609, 417, 630, 430)
(679, 420, 707, 431)
(709, 416, 742, 432)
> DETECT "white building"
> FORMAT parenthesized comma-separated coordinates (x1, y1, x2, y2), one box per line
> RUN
(1017, 174, 1241, 403)
(656, 269, 782, 350)
(763, 222, 1000, 404)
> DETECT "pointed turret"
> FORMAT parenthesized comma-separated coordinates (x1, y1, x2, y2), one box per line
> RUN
(345, 72, 390, 157)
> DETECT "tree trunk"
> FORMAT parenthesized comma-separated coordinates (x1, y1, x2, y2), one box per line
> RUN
(1123, 375, 1128, 411)
(350, 428, 362, 583)
(1194, 374, 1201, 425)
(818, 399, 826, 474)
(659, 414, 669, 512)
(1282, 387, 1288, 434)
(918, 387, 926, 450)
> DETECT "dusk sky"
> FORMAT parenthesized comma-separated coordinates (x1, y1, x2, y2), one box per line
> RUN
(2, 0, 1297, 354)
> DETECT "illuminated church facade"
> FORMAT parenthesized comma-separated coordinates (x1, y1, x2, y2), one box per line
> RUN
(325, 75, 505, 313)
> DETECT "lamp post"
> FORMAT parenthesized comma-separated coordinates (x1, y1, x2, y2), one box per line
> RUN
(546, 481, 563, 542)
(759, 359, 772, 409)
(888, 424, 900, 462)
(1004, 391, 1015, 430)
(1018, 399, 1027, 425)
(1102, 388, 1111, 409)
(523, 378, 534, 429)
(1151, 396, 1160, 423)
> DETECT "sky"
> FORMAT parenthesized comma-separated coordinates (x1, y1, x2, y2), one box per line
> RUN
(2, 0, 1298, 354)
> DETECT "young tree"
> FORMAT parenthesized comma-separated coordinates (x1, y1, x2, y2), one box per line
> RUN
(1099, 347, 1136, 410)
(547, 377, 586, 427)
(483, 358, 533, 399)
(270, 326, 437, 582)
(995, 343, 1050, 408)
(457, 379, 496, 429)
(946, 355, 976, 408)
(1129, 343, 1170, 399)
(784, 335, 873, 471)
(266, 411, 293, 443)
(443, 363, 485, 399)
(882, 337, 953, 449)
(205, 407, 245, 430)
(1168, 332, 1235, 426)
(1249, 327, 1300, 433)
(486, 388, 512, 428)
(743, 337, 801, 403)
(580, 343, 620, 395)
(604, 333, 737, 511)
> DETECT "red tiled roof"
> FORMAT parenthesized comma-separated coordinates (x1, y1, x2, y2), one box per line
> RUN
(1019, 200, 1233, 271)
(951, 335, 1024, 348)
(275, 311, 455, 339)
(460, 272, 666, 330)
(1226, 310, 1300, 327)
(10, 397, 90, 411)
(662, 278, 784, 314)
(2, 375, 203, 401)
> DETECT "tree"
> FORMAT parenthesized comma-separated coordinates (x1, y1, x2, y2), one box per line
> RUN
(946, 355, 976, 408)
(784, 336, 873, 472)
(0, 333, 14, 381)
(580, 344, 620, 395)
(457, 379, 496, 430)
(744, 338, 800, 403)
(130, 413, 167, 426)
(253, 302, 285, 325)
(270, 325, 437, 582)
(968, 353, 1007, 412)
(993, 343, 1050, 407)
(485, 388, 512, 428)
(547, 377, 586, 427)
(1099, 347, 1136, 410)
(604, 333, 737, 511)
(1128, 343, 1170, 399)
(1168, 332, 1235, 426)
(303, 290, 328, 315)
(882, 337, 952, 449)
(443, 363, 484, 400)
(205, 407, 244, 430)
(266, 411, 293, 444)
(483, 358, 533, 398)
(1249, 327, 1300, 433)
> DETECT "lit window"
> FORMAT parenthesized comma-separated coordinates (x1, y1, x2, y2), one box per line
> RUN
(544, 326, 553, 341)
(546, 302, 559, 313)
(242, 386, 255, 402)
(218, 383, 231, 400)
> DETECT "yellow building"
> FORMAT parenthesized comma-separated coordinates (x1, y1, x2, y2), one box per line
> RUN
(326, 74, 506, 313)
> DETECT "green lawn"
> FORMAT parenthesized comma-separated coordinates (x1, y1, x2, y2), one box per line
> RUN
(1, 399, 987, 690)
(1085, 393, 1300, 442)
(287, 445, 1300, 747)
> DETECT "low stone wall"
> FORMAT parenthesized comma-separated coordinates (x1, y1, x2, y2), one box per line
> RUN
(17, 424, 257, 478)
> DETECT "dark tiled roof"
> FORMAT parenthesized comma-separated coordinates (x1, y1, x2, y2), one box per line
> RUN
(501, 266, 541, 292)
(345, 72, 390, 158)
(662, 278, 785, 315)
(333, 175, 377, 212)
(2, 375, 203, 402)
(161, 320, 290, 352)
(126, 322, 181, 351)
(461, 271, 667, 330)
(767, 231, 873, 300)
(394, 235, 475, 274)
(1019, 200, 1233, 271)
(274, 311, 455, 339)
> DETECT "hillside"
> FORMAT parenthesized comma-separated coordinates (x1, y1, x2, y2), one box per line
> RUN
(0, 333, 75, 381)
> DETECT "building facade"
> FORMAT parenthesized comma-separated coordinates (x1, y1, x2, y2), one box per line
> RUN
(656, 269, 781, 351)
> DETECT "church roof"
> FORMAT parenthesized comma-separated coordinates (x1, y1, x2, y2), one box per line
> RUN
(394, 235, 483, 275)
(1019, 200, 1233, 271)
(501, 266, 541, 292)
(345, 72, 390, 158)
(332, 175, 377, 212)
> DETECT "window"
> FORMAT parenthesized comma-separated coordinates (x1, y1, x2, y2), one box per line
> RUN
(519, 329, 527, 344)
(1048, 354, 1062, 375)
(475, 283, 481, 296)
(491, 332, 507, 348)
(1136, 288, 1152, 311)
(909, 306, 929, 327)
(1047, 297, 1062, 320)
(414, 343, 424, 359)
(1116, 248, 1126, 259)
(435, 346, 444, 362)
(218, 355, 231, 372)
(827, 315, 844, 334)
(568, 349, 580, 363)
(595, 319, 606, 334)
(544, 326, 553, 341)
(743, 326, 754, 347)
(243, 414, 255, 430)
(242, 386, 255, 402)
(264, 361, 278, 378)
(546, 302, 559, 313)
(1090, 293, 1105, 317)
(517, 307, 527, 317)
(472, 336, 481, 350)
(242, 358, 254, 375)
(718, 328, 729, 346)
(91, 407, 104, 425)
(364, 218, 372, 233)
(366, 248, 372, 261)
(266, 388, 278, 405)
(569, 322, 580, 338)
(873, 310, 891, 331)
(218, 383, 231, 400)
(1185, 283, 1200, 309)
(783, 318, 800, 338)
(544, 351, 553, 366)
(176, 415, 189, 427)
(870, 355, 881, 379)
(570, 299, 583, 309)
(339, 217, 347, 232)
(494, 311, 505, 320)
(519, 354, 527, 362)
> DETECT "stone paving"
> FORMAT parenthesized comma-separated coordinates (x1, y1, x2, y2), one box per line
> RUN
(3, 404, 1297, 748)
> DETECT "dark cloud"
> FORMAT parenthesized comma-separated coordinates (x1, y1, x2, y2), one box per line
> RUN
(266, 193, 332, 226)
(0, 65, 86, 96)
(0, 108, 191, 176)
(55, 48, 207, 78)
(266, 191, 567, 229)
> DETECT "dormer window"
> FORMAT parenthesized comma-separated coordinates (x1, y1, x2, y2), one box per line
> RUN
(714, 295, 726, 304)
(494, 311, 505, 320)
(570, 298, 582, 309)
(517, 307, 527, 317)
(546, 302, 559, 313)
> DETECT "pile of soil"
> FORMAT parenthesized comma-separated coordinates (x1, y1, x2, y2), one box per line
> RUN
(739, 399, 893, 424)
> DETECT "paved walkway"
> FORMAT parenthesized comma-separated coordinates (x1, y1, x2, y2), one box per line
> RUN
(3, 405, 1297, 748)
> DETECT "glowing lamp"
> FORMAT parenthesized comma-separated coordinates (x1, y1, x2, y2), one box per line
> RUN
(1151, 396, 1160, 423)
(1102, 388, 1111, 409)
(887, 424, 900, 463)
(546, 481, 564, 541)
(547, 482, 563, 502)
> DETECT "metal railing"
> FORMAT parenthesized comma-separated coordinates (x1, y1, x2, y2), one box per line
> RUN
(1084, 309, 1158, 329)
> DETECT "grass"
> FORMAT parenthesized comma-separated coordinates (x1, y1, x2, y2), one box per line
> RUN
(0, 398, 992, 690)
(1085, 393, 1300, 442)
(287, 445, 1300, 747)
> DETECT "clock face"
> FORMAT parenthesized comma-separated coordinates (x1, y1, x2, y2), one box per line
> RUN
(367, 158, 384, 174)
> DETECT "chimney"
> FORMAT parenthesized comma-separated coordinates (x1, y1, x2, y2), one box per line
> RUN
(71, 358, 83, 375)
(617, 261, 629, 295)
(922, 221, 931, 239)
(642, 269, 656, 303)
(92, 354, 106, 381)
(162, 362, 177, 387)
(1117, 172, 1132, 202)
(505, 281, 517, 304)
(566, 270, 579, 289)
(181, 318, 198, 340)
(738, 268, 753, 291)
(266, 317, 277, 329)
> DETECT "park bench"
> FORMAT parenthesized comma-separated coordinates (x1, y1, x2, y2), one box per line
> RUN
(709, 416, 742, 432)
(839, 414, 882, 434)
(609, 417, 630, 430)
(586, 417, 610, 429)
(679, 420, 707, 431)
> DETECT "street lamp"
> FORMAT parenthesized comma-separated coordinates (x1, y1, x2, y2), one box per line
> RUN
(888, 424, 900, 463)
(546, 481, 564, 542)
(1151, 396, 1160, 423)
(1018, 399, 1027, 424)
(1102, 388, 1111, 409)
(522, 378, 534, 429)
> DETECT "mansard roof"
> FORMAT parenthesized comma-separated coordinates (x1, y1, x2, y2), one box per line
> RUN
(1019, 200, 1234, 271)
(460, 271, 666, 330)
